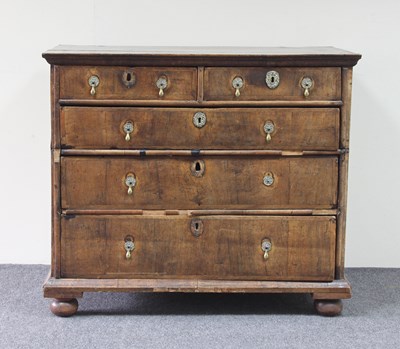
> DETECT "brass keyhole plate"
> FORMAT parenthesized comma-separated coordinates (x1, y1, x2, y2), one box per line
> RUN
(190, 219, 204, 237)
(265, 71, 280, 89)
(190, 159, 205, 177)
(193, 112, 207, 128)
(122, 70, 136, 88)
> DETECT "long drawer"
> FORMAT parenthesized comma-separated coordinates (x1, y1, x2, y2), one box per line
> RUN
(60, 215, 336, 281)
(61, 156, 338, 210)
(204, 67, 341, 101)
(59, 66, 198, 100)
(61, 107, 340, 150)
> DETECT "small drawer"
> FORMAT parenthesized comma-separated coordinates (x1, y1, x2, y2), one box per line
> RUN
(61, 156, 338, 210)
(204, 67, 341, 101)
(59, 66, 198, 100)
(61, 107, 339, 150)
(60, 215, 336, 281)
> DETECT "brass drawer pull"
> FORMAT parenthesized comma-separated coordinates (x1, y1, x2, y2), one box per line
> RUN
(124, 236, 135, 259)
(301, 77, 314, 97)
(263, 121, 275, 143)
(261, 238, 272, 260)
(232, 76, 244, 97)
(123, 121, 134, 141)
(156, 75, 168, 97)
(88, 75, 100, 95)
(125, 173, 136, 195)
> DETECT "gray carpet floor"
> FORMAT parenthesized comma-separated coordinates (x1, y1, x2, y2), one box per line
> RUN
(0, 265, 399, 348)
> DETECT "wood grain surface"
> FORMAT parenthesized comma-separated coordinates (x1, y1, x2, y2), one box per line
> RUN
(61, 156, 338, 210)
(204, 67, 341, 101)
(60, 215, 336, 281)
(60, 66, 197, 100)
(61, 107, 340, 150)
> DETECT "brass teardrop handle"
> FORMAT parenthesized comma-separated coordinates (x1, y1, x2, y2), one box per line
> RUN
(264, 121, 275, 143)
(88, 75, 100, 96)
(123, 121, 134, 141)
(261, 238, 272, 260)
(156, 76, 168, 97)
(232, 76, 244, 97)
(301, 77, 314, 98)
(124, 236, 135, 259)
(125, 173, 136, 195)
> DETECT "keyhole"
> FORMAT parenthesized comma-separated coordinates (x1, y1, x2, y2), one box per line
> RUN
(198, 117, 202, 123)
(195, 222, 199, 230)
(126, 73, 131, 82)
(195, 161, 201, 171)
(270, 76, 275, 83)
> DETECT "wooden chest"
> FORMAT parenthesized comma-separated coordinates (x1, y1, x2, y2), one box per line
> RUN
(42, 46, 361, 316)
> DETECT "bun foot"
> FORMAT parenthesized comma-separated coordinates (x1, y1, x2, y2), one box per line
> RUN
(50, 298, 78, 317)
(314, 299, 343, 316)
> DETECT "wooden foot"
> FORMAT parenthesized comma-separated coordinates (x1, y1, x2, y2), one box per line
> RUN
(314, 299, 343, 316)
(50, 298, 78, 317)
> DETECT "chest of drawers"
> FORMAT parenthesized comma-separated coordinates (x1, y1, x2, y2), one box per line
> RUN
(42, 46, 361, 317)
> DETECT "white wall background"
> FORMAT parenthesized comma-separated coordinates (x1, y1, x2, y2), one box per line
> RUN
(0, 0, 399, 267)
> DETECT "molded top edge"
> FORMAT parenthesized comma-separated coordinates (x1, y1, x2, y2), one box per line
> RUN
(43, 45, 361, 67)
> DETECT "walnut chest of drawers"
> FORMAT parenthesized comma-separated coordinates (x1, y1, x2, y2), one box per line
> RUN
(42, 46, 361, 317)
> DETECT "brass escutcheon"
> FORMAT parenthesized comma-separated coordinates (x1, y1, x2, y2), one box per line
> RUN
(263, 121, 275, 143)
(88, 75, 100, 96)
(156, 75, 168, 97)
(193, 112, 207, 128)
(263, 172, 274, 187)
(125, 173, 136, 195)
(122, 69, 136, 88)
(301, 77, 314, 97)
(190, 219, 204, 237)
(261, 238, 272, 260)
(124, 236, 135, 259)
(123, 121, 134, 141)
(265, 71, 280, 89)
(190, 159, 205, 177)
(232, 76, 244, 97)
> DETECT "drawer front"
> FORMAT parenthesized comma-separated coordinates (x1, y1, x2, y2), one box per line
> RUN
(204, 67, 341, 101)
(61, 215, 336, 281)
(61, 156, 338, 209)
(59, 66, 198, 100)
(61, 107, 339, 150)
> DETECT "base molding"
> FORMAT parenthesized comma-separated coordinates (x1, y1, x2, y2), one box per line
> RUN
(44, 275, 351, 299)
(44, 275, 351, 316)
